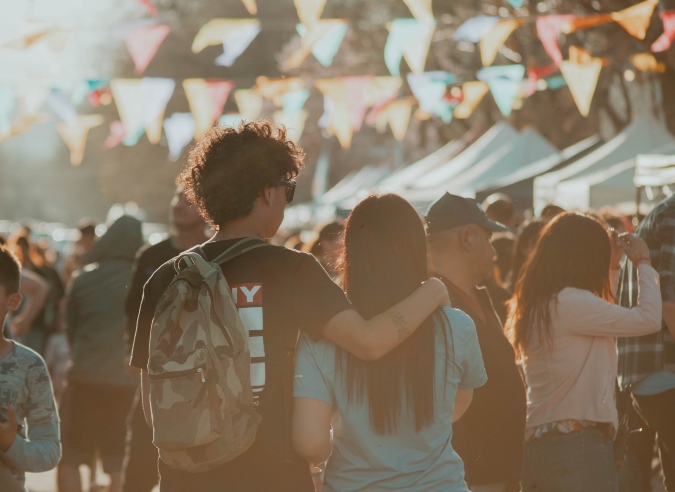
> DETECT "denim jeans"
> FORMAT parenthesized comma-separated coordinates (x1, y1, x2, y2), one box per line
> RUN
(521, 427, 618, 492)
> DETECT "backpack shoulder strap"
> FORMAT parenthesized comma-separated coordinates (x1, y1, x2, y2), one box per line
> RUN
(211, 237, 272, 265)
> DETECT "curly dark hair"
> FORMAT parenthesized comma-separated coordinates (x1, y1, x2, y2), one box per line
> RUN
(180, 120, 305, 227)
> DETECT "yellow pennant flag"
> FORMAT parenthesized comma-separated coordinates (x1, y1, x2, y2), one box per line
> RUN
(110, 79, 143, 139)
(315, 78, 353, 149)
(241, 0, 257, 15)
(57, 115, 104, 166)
(184, 79, 219, 140)
(192, 19, 261, 53)
(560, 58, 603, 117)
(611, 0, 658, 40)
(146, 114, 164, 144)
(364, 76, 403, 106)
(402, 0, 435, 25)
(454, 81, 489, 119)
(234, 89, 264, 121)
(384, 98, 415, 140)
(273, 109, 308, 142)
(283, 19, 347, 70)
(480, 19, 521, 66)
(631, 53, 666, 72)
(294, 0, 327, 26)
(254, 77, 304, 106)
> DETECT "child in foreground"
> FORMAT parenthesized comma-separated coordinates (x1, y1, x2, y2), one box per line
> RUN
(0, 245, 61, 491)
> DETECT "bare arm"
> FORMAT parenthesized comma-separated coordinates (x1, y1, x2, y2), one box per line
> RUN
(321, 278, 448, 361)
(292, 397, 333, 465)
(452, 389, 473, 423)
(141, 369, 152, 427)
(12, 271, 48, 336)
(662, 302, 675, 339)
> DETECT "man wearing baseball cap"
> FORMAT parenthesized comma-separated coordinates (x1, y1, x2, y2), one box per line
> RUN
(426, 193, 526, 492)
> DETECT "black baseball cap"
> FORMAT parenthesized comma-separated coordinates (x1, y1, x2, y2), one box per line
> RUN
(425, 192, 509, 235)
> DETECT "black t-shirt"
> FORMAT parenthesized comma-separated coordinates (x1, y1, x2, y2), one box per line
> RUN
(125, 238, 182, 353)
(130, 239, 352, 492)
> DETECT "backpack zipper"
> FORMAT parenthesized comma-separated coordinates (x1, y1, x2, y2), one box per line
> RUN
(149, 364, 207, 382)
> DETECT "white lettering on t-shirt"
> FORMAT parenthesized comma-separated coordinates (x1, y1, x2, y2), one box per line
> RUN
(240, 285, 261, 304)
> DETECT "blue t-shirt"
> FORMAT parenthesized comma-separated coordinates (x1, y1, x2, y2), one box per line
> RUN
(294, 307, 487, 492)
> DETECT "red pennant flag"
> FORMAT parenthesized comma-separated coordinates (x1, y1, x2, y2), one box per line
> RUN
(536, 15, 575, 66)
(344, 76, 372, 132)
(652, 12, 675, 52)
(103, 121, 127, 149)
(125, 24, 170, 74)
(137, 0, 157, 17)
(206, 81, 235, 120)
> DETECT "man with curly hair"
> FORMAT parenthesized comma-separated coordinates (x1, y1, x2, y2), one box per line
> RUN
(130, 121, 450, 491)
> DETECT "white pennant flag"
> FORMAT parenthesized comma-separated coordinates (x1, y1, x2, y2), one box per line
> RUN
(141, 78, 175, 144)
(164, 113, 195, 160)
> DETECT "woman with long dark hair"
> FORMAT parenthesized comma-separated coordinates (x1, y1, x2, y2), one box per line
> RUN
(292, 194, 487, 491)
(505, 213, 662, 492)
(507, 220, 544, 292)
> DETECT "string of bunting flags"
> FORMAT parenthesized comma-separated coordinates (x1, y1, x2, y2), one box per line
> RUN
(1, 0, 674, 165)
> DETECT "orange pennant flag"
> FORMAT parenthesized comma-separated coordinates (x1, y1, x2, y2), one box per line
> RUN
(254, 77, 304, 106)
(294, 0, 327, 26)
(562, 14, 613, 34)
(234, 89, 263, 121)
(57, 115, 104, 166)
(315, 78, 353, 149)
(454, 81, 489, 119)
(384, 98, 415, 140)
(560, 58, 603, 117)
(611, 0, 658, 40)
(569, 46, 593, 63)
(631, 53, 666, 72)
(402, 0, 435, 25)
(241, 0, 257, 15)
(480, 19, 521, 66)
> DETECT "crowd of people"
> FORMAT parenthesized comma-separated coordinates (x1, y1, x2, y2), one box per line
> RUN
(0, 119, 673, 492)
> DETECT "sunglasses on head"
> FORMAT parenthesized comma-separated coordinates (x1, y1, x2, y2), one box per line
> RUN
(279, 178, 297, 204)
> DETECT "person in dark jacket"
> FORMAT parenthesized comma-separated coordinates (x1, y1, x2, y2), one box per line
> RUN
(426, 193, 527, 492)
(57, 216, 144, 492)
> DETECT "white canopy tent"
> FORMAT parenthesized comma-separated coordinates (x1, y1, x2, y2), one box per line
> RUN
(403, 127, 557, 205)
(635, 153, 675, 188)
(534, 115, 675, 211)
(553, 142, 675, 211)
(397, 121, 519, 204)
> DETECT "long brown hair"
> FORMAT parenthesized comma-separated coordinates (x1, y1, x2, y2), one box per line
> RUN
(337, 194, 439, 435)
(505, 213, 614, 359)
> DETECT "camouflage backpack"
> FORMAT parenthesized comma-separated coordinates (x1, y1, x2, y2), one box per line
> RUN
(147, 238, 269, 472)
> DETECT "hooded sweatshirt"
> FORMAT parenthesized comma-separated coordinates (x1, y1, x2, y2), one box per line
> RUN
(66, 215, 144, 387)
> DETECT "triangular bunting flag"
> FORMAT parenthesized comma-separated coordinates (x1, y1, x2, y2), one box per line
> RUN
(406, 71, 455, 115)
(611, 0, 658, 40)
(631, 53, 666, 72)
(0, 87, 15, 137)
(184, 79, 234, 140)
(19, 81, 51, 116)
(311, 145, 330, 202)
(111, 79, 144, 145)
(254, 77, 304, 106)
(652, 12, 675, 52)
(384, 19, 435, 76)
(562, 14, 612, 34)
(507, 0, 525, 8)
(315, 78, 353, 149)
(215, 22, 261, 67)
(103, 121, 126, 149)
(480, 19, 520, 66)
(537, 15, 575, 66)
(454, 16, 500, 42)
(164, 113, 195, 161)
(383, 98, 415, 140)
(218, 114, 246, 127)
(478, 64, 526, 116)
(57, 115, 104, 166)
(3, 27, 70, 51)
(125, 24, 170, 74)
(454, 81, 489, 119)
(344, 76, 373, 131)
(288, 20, 347, 69)
(71, 79, 109, 105)
(192, 19, 261, 58)
(137, 0, 157, 17)
(560, 59, 602, 117)
(141, 78, 175, 144)
(241, 0, 257, 15)
(293, 0, 327, 26)
(47, 89, 78, 123)
(283, 89, 311, 114)
(273, 109, 308, 142)
(234, 89, 263, 122)
(402, 0, 435, 25)
(365, 76, 403, 124)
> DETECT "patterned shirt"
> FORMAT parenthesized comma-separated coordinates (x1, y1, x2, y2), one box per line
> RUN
(0, 342, 60, 488)
(617, 194, 675, 388)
